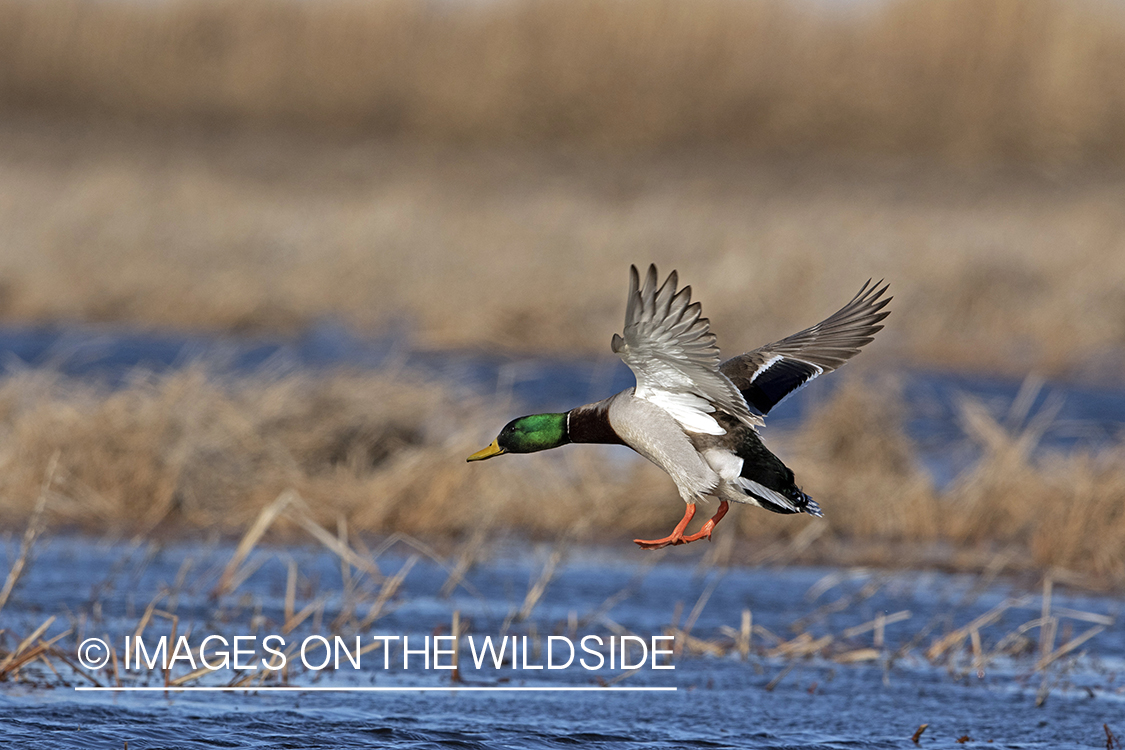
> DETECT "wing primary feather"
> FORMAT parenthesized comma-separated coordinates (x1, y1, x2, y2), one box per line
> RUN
(614, 265, 760, 430)
(654, 270, 677, 316)
(624, 265, 641, 331)
(720, 280, 891, 415)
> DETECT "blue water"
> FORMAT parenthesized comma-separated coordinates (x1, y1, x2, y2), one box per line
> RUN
(0, 537, 1122, 749)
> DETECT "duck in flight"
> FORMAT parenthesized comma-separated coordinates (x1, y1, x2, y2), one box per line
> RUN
(468, 265, 891, 549)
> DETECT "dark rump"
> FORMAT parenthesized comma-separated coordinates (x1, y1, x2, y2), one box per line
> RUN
(735, 426, 820, 516)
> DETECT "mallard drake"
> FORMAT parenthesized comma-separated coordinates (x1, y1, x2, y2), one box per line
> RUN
(468, 265, 890, 549)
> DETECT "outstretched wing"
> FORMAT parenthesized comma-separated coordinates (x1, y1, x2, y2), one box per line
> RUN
(612, 265, 759, 434)
(720, 280, 891, 416)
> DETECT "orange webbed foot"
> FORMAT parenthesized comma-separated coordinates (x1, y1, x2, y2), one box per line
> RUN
(633, 503, 696, 550)
(676, 501, 730, 544)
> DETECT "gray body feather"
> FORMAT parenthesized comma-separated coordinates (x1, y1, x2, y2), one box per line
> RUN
(603, 390, 720, 503)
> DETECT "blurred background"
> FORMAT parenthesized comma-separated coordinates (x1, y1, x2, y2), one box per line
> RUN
(2, 4, 1125, 737)
(0, 0, 1124, 580)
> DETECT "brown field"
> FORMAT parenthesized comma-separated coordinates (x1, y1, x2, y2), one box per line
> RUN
(3, 0, 1125, 163)
(1, 121, 1124, 378)
(0, 366, 1121, 584)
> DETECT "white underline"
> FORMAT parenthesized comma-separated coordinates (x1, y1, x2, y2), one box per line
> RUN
(75, 686, 676, 692)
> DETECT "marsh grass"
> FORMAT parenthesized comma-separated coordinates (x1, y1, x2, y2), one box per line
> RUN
(778, 381, 1125, 579)
(2, 123, 1125, 377)
(0, 366, 652, 539)
(3, 0, 1125, 164)
(0, 366, 1121, 582)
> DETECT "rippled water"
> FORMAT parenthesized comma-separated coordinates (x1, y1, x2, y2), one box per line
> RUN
(1, 537, 1121, 749)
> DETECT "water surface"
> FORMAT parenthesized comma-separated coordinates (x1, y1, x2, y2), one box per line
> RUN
(1, 537, 1121, 749)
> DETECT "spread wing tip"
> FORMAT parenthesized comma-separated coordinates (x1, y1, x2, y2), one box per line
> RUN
(719, 277, 892, 415)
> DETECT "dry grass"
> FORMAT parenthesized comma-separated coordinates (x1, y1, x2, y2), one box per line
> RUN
(0, 366, 655, 539)
(0, 366, 1121, 582)
(779, 382, 1125, 580)
(1, 122, 1125, 376)
(3, 0, 1125, 163)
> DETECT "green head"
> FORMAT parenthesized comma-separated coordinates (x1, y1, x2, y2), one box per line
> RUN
(466, 413, 569, 461)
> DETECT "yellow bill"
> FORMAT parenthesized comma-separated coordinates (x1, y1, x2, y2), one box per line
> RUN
(467, 439, 505, 462)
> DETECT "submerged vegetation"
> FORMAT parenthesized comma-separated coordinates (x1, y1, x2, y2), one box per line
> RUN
(0, 367, 1120, 583)
(0, 525, 1117, 714)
